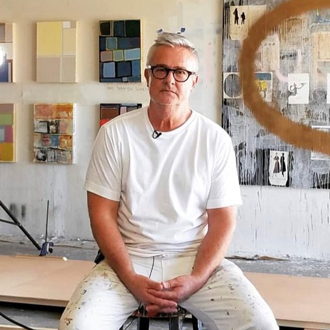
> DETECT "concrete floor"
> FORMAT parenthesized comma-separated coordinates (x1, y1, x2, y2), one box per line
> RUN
(0, 236, 329, 329)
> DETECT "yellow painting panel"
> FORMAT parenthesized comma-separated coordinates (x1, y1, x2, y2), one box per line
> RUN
(0, 142, 14, 162)
(62, 28, 76, 55)
(37, 22, 62, 56)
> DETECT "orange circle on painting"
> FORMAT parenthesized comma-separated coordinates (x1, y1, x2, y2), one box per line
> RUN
(239, 0, 330, 156)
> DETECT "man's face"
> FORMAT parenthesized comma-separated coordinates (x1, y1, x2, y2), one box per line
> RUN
(144, 45, 199, 107)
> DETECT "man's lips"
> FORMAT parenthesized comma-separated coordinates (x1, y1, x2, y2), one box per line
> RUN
(161, 89, 176, 94)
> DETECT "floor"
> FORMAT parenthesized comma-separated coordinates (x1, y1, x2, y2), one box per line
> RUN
(0, 236, 329, 330)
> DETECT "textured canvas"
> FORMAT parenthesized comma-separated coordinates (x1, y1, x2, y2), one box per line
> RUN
(222, 1, 330, 189)
(36, 21, 77, 83)
(33, 103, 76, 164)
(0, 103, 15, 162)
(100, 103, 142, 126)
(0, 23, 13, 83)
(99, 20, 142, 83)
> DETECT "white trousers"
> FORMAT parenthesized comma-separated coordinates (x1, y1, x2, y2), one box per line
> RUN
(59, 254, 278, 330)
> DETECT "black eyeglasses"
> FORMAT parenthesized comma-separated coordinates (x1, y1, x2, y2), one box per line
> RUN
(147, 65, 195, 82)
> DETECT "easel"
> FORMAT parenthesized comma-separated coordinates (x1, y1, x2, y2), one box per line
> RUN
(0, 199, 55, 257)
(0, 200, 41, 251)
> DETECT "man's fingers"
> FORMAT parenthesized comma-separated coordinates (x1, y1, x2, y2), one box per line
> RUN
(148, 288, 177, 300)
(145, 304, 178, 315)
(162, 279, 178, 289)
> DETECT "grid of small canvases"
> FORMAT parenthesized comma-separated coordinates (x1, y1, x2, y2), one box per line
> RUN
(0, 19, 143, 165)
(33, 103, 76, 165)
(99, 20, 141, 82)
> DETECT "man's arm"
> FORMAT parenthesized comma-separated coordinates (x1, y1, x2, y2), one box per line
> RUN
(190, 206, 237, 286)
(88, 191, 177, 311)
(146, 205, 237, 309)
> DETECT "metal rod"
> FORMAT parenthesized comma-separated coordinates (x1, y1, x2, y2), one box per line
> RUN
(0, 219, 17, 225)
(0, 200, 41, 250)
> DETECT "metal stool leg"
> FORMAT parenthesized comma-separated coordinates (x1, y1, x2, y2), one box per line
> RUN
(192, 315, 203, 330)
(169, 315, 182, 330)
(137, 316, 150, 330)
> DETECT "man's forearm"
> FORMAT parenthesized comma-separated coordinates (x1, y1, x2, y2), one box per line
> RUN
(88, 192, 135, 283)
(191, 207, 237, 287)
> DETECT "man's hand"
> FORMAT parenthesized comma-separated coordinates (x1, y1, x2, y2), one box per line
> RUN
(145, 275, 202, 315)
(124, 273, 178, 314)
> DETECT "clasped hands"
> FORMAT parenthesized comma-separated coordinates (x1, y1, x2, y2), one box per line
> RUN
(127, 274, 201, 317)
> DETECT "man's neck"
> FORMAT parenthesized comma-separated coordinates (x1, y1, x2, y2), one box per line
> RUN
(148, 103, 192, 132)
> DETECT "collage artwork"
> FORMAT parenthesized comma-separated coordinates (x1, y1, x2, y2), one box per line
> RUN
(222, 0, 330, 189)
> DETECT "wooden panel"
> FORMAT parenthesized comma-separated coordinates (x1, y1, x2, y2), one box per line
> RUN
(245, 272, 330, 329)
(0, 255, 330, 329)
(0, 255, 93, 307)
(0, 326, 56, 330)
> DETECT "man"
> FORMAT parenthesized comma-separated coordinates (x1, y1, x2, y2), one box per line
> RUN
(59, 32, 278, 330)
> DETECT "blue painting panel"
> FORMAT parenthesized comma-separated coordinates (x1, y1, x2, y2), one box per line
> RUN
(106, 37, 117, 50)
(117, 62, 131, 77)
(0, 62, 9, 82)
(131, 60, 141, 77)
(125, 48, 141, 61)
(99, 36, 107, 51)
(103, 62, 116, 78)
(114, 21, 125, 37)
(118, 37, 140, 49)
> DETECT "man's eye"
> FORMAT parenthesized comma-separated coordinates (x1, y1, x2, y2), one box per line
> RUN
(175, 70, 187, 75)
(155, 67, 166, 73)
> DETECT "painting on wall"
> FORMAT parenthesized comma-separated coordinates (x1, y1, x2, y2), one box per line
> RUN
(222, 0, 330, 190)
(0, 103, 15, 162)
(36, 21, 77, 83)
(100, 103, 142, 126)
(0, 23, 13, 83)
(99, 20, 142, 83)
(33, 103, 76, 164)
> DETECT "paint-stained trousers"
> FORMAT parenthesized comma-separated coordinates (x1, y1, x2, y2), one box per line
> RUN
(59, 254, 279, 330)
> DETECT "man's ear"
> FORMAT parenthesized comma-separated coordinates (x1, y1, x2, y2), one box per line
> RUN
(144, 69, 150, 87)
(191, 74, 199, 91)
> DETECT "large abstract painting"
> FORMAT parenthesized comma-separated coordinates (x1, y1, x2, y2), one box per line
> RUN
(99, 20, 142, 83)
(0, 103, 15, 162)
(36, 21, 77, 83)
(0, 23, 13, 83)
(34, 103, 76, 164)
(222, 0, 330, 189)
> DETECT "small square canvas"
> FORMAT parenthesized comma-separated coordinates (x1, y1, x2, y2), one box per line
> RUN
(100, 103, 142, 126)
(0, 103, 15, 162)
(36, 21, 77, 83)
(33, 103, 76, 164)
(0, 23, 13, 83)
(99, 20, 142, 83)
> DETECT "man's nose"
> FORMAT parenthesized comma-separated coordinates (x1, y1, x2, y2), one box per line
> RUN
(164, 70, 176, 83)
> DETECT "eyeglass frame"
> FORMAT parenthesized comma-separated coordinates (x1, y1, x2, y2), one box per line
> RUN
(146, 65, 196, 82)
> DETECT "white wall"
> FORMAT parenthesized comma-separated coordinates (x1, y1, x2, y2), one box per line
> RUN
(0, 0, 222, 238)
(1, 0, 329, 261)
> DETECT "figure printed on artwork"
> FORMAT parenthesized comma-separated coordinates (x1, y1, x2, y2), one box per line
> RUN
(273, 153, 280, 177)
(280, 152, 286, 176)
(288, 82, 306, 96)
(233, 7, 246, 25)
(233, 8, 239, 24)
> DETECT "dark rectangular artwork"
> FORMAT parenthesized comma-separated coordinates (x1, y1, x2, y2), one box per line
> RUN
(99, 20, 142, 83)
(99, 103, 142, 126)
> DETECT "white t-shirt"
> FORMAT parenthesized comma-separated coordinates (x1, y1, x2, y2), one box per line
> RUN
(84, 107, 242, 256)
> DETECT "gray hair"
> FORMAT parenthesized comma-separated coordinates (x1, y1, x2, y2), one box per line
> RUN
(146, 32, 199, 71)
